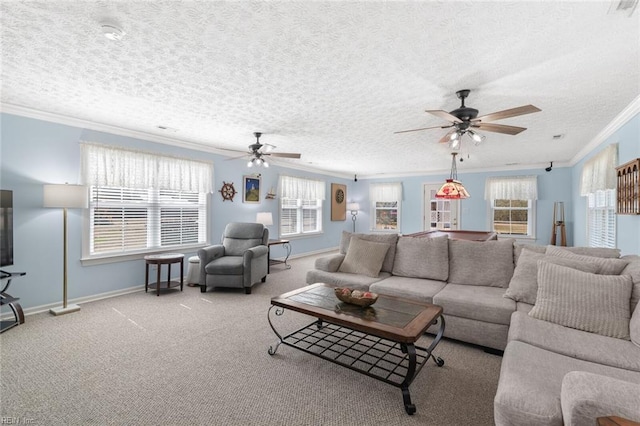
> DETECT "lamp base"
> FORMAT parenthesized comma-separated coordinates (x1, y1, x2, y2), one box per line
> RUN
(49, 304, 81, 316)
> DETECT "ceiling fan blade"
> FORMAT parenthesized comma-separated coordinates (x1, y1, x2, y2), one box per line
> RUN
(426, 110, 463, 123)
(267, 152, 301, 159)
(224, 153, 250, 161)
(473, 105, 541, 123)
(472, 122, 527, 135)
(394, 124, 454, 134)
(438, 130, 457, 143)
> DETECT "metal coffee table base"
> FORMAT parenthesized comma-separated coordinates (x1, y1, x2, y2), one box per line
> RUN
(267, 306, 445, 415)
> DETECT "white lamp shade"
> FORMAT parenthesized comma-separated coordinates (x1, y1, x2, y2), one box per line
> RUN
(347, 203, 360, 211)
(256, 212, 273, 226)
(43, 184, 88, 209)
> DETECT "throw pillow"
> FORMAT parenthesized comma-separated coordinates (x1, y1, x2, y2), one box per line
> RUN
(545, 246, 628, 275)
(504, 248, 599, 304)
(392, 236, 449, 281)
(514, 243, 546, 265)
(529, 262, 632, 340)
(448, 238, 514, 287)
(621, 255, 640, 314)
(338, 237, 391, 278)
(631, 301, 640, 348)
(561, 246, 621, 259)
(339, 231, 398, 273)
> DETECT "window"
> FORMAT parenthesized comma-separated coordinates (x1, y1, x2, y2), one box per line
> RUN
(586, 190, 616, 248)
(485, 176, 537, 238)
(492, 199, 532, 236)
(279, 175, 325, 237)
(369, 182, 402, 232)
(581, 144, 618, 248)
(81, 143, 212, 261)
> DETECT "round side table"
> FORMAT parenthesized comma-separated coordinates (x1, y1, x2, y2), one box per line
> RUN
(144, 253, 184, 296)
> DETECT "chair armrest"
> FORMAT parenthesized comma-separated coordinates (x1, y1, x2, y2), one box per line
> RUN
(314, 253, 345, 272)
(561, 371, 640, 425)
(198, 245, 225, 285)
(243, 245, 268, 262)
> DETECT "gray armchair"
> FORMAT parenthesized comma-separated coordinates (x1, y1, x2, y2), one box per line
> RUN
(198, 222, 269, 294)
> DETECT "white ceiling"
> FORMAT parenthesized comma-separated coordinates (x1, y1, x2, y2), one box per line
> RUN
(1, 1, 639, 177)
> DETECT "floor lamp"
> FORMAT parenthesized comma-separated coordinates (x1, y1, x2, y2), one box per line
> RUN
(347, 203, 360, 232)
(43, 184, 88, 316)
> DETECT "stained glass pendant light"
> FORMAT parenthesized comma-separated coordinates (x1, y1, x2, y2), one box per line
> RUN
(436, 152, 470, 199)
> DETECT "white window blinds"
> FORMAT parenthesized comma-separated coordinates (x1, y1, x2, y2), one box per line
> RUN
(369, 182, 403, 202)
(484, 176, 538, 200)
(80, 142, 213, 193)
(580, 144, 618, 196)
(279, 175, 325, 200)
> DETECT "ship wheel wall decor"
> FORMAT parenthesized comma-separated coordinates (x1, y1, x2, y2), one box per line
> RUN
(219, 181, 237, 202)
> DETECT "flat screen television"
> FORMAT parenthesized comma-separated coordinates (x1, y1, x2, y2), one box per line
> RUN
(0, 190, 14, 270)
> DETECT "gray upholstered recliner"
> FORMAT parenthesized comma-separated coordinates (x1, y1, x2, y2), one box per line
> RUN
(198, 222, 269, 294)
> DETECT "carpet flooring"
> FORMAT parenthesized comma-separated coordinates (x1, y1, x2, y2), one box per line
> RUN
(0, 254, 502, 425)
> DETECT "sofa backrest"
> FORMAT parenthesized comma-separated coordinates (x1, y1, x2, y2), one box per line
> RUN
(448, 238, 515, 287)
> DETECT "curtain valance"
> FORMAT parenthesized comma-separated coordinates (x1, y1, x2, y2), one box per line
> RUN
(484, 176, 538, 200)
(279, 175, 326, 200)
(580, 143, 618, 196)
(80, 142, 213, 193)
(370, 182, 403, 201)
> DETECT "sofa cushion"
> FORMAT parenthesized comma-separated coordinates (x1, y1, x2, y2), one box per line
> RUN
(433, 284, 515, 325)
(561, 246, 621, 258)
(338, 237, 390, 278)
(448, 239, 515, 287)
(392, 236, 449, 281)
(494, 341, 640, 426)
(305, 269, 390, 291)
(504, 248, 599, 304)
(529, 262, 632, 339)
(369, 276, 446, 304)
(621, 255, 640, 313)
(545, 246, 628, 275)
(339, 231, 398, 273)
(508, 311, 640, 372)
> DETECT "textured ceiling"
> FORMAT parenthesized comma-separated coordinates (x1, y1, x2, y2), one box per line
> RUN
(1, 1, 639, 177)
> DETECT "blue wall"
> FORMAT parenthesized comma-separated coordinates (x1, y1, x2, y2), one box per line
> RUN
(1, 110, 638, 310)
(0, 113, 352, 310)
(571, 113, 640, 255)
(352, 168, 573, 246)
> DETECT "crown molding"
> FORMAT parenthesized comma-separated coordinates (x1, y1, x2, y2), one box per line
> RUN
(0, 103, 354, 180)
(569, 94, 640, 166)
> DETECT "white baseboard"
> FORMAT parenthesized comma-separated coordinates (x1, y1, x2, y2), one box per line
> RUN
(2, 249, 339, 320)
(1, 285, 145, 319)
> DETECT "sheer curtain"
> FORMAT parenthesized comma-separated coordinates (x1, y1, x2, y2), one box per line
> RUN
(80, 142, 213, 193)
(580, 143, 618, 196)
(370, 182, 403, 201)
(279, 175, 326, 200)
(484, 176, 538, 200)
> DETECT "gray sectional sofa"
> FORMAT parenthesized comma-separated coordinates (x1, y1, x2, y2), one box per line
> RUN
(305, 231, 640, 425)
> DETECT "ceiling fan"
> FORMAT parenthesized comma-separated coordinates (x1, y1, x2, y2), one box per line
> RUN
(225, 132, 301, 168)
(395, 90, 541, 148)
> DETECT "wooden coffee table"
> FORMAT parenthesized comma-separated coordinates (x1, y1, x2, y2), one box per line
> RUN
(267, 283, 445, 415)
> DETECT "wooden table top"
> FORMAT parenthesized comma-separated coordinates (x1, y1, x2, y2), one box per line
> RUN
(271, 283, 442, 343)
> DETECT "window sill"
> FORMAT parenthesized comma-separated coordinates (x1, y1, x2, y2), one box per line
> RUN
(81, 243, 209, 266)
(278, 231, 324, 241)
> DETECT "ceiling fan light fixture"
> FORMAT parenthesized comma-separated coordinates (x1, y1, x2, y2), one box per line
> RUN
(263, 160, 269, 168)
(468, 130, 485, 145)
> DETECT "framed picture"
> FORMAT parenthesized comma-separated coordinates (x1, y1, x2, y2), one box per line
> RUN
(331, 183, 346, 221)
(243, 175, 261, 204)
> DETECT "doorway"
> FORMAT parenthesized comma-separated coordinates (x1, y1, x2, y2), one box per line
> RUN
(423, 183, 460, 231)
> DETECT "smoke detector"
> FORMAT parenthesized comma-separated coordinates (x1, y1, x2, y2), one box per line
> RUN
(101, 24, 125, 40)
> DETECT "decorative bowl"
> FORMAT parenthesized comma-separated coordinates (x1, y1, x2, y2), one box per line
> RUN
(334, 287, 378, 307)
